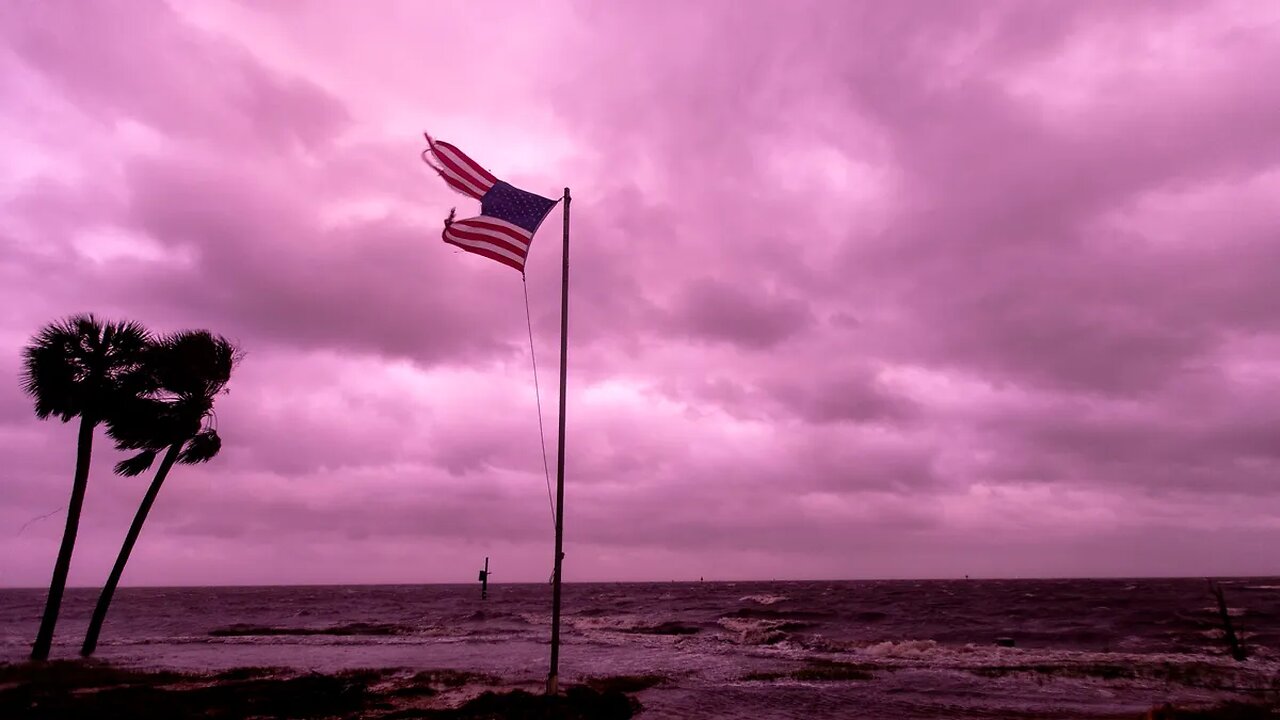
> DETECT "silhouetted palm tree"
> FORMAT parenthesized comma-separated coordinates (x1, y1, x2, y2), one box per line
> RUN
(22, 314, 153, 661)
(80, 331, 241, 657)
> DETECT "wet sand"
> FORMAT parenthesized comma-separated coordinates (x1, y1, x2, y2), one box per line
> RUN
(0, 661, 647, 719)
(3, 660, 1278, 719)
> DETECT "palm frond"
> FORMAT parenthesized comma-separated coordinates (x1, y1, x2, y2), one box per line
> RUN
(21, 314, 98, 421)
(105, 396, 176, 450)
(21, 314, 158, 423)
(178, 429, 222, 464)
(97, 328, 241, 463)
(152, 331, 242, 400)
(114, 449, 159, 477)
(103, 320, 157, 400)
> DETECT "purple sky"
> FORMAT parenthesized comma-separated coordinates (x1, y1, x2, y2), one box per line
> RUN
(2, 1, 1279, 587)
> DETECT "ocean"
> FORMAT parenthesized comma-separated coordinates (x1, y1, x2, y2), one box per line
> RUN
(2, 578, 1278, 718)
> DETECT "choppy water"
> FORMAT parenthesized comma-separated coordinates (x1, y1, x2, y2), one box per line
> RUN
(3, 578, 1279, 718)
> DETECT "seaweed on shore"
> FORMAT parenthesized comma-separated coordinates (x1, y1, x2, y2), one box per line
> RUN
(971, 662, 1140, 681)
(409, 669, 500, 688)
(386, 669, 502, 698)
(0, 662, 647, 720)
(0, 660, 188, 688)
(969, 660, 1278, 690)
(386, 686, 637, 720)
(209, 622, 410, 637)
(620, 621, 701, 636)
(1145, 701, 1279, 719)
(212, 666, 290, 681)
(0, 662, 372, 719)
(742, 659, 875, 682)
(582, 674, 666, 693)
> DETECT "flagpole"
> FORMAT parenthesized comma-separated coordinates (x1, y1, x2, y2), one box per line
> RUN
(547, 187, 570, 695)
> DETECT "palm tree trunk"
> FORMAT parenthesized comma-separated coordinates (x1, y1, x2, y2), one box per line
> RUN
(80, 443, 181, 658)
(31, 415, 96, 661)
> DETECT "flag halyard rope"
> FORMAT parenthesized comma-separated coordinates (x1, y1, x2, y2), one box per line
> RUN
(523, 278, 557, 529)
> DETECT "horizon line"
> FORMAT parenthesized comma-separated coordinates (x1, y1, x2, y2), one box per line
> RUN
(3, 573, 1278, 591)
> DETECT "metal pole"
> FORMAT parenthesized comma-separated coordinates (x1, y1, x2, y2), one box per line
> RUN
(547, 188, 570, 695)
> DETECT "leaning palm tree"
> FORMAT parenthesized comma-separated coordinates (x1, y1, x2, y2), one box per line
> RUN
(22, 314, 153, 661)
(80, 330, 241, 657)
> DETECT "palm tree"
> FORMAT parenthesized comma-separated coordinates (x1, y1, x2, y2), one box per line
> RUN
(80, 331, 240, 657)
(21, 314, 153, 661)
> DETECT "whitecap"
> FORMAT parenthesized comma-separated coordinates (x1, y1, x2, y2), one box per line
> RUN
(739, 594, 789, 605)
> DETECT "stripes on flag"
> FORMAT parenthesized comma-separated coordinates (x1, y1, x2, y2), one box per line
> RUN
(425, 137, 497, 200)
(423, 134, 557, 274)
(443, 216, 533, 272)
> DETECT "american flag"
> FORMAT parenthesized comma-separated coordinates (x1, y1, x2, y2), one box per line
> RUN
(423, 135, 558, 273)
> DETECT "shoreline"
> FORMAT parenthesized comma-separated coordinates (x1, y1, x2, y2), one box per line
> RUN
(2, 660, 1277, 720)
(0, 660, 651, 719)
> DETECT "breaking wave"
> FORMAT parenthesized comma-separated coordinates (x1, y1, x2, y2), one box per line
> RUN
(739, 594, 789, 605)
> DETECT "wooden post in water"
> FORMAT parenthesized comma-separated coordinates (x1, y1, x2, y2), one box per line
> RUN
(1209, 578, 1248, 661)
(479, 557, 489, 600)
(546, 188, 570, 695)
